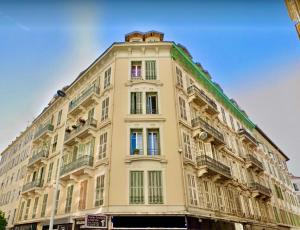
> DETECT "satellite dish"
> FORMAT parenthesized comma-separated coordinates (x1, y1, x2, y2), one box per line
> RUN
(199, 132, 208, 141)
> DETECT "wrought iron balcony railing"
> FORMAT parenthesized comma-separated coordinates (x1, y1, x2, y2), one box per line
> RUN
(238, 128, 258, 147)
(247, 154, 264, 171)
(33, 123, 54, 140)
(250, 182, 272, 197)
(187, 85, 218, 111)
(60, 155, 94, 176)
(22, 179, 43, 193)
(28, 149, 49, 166)
(196, 155, 231, 179)
(192, 116, 225, 144)
(68, 84, 100, 112)
(64, 118, 97, 143)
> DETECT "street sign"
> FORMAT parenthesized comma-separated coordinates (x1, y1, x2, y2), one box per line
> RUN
(85, 215, 107, 229)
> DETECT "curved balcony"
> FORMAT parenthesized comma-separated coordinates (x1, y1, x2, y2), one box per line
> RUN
(250, 182, 272, 200)
(238, 128, 258, 148)
(33, 124, 54, 143)
(28, 150, 49, 169)
(22, 179, 43, 195)
(60, 155, 94, 181)
(68, 85, 100, 117)
(196, 155, 232, 181)
(246, 154, 264, 173)
(64, 118, 98, 146)
(191, 116, 225, 146)
(187, 85, 218, 116)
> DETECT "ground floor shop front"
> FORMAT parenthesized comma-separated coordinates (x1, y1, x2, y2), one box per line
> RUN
(12, 215, 291, 230)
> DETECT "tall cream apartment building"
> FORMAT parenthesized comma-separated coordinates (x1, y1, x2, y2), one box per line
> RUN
(0, 31, 300, 230)
(0, 126, 34, 228)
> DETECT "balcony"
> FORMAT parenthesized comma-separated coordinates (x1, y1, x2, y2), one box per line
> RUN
(246, 154, 264, 173)
(22, 179, 43, 195)
(191, 116, 225, 146)
(60, 155, 94, 180)
(187, 85, 218, 116)
(68, 85, 100, 116)
(64, 118, 98, 146)
(196, 155, 232, 181)
(33, 124, 54, 142)
(250, 182, 272, 200)
(28, 150, 49, 168)
(238, 128, 258, 148)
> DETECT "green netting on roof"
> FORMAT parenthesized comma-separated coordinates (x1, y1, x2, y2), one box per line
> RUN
(171, 44, 256, 130)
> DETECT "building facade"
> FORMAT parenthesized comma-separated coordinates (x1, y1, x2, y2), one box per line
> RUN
(1, 31, 300, 230)
(285, 0, 300, 38)
(292, 176, 300, 203)
(0, 126, 34, 229)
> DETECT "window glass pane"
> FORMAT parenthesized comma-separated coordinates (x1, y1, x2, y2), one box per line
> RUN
(147, 129, 160, 155)
(146, 92, 158, 114)
(130, 129, 143, 155)
(131, 61, 142, 78)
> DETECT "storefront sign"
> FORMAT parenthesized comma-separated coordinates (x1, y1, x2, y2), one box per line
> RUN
(85, 215, 107, 229)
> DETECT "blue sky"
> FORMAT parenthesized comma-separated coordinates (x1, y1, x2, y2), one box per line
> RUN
(0, 0, 299, 174)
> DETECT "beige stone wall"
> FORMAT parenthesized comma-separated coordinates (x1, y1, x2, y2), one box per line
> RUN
(0, 38, 299, 229)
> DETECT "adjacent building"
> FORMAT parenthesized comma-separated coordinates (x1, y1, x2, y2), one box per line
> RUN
(0, 126, 34, 229)
(1, 31, 300, 230)
(285, 0, 300, 38)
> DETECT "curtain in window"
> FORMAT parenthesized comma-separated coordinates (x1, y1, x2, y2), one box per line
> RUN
(146, 93, 158, 114)
(147, 130, 159, 155)
(130, 130, 143, 155)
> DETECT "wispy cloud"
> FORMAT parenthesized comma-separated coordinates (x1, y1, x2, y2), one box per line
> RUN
(0, 11, 30, 31)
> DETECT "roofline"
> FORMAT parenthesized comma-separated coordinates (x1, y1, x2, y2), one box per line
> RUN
(255, 126, 290, 161)
(22, 41, 173, 127)
(1, 42, 120, 156)
(31, 42, 121, 125)
(0, 125, 34, 156)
